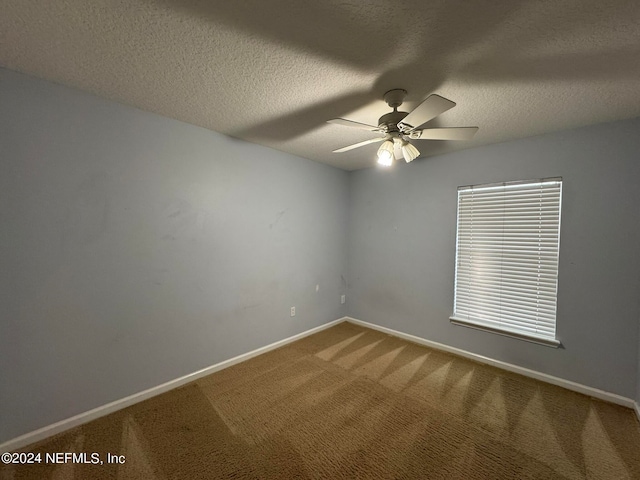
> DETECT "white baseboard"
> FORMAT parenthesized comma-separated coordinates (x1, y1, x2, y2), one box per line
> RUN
(0, 317, 347, 452)
(635, 401, 640, 424)
(345, 317, 636, 410)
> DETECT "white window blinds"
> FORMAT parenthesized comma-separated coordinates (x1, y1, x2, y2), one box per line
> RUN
(451, 178, 562, 346)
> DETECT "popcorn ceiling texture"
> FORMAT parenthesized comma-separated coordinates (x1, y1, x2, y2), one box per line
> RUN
(1, 0, 640, 170)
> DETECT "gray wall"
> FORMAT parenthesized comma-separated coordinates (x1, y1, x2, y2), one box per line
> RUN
(348, 118, 640, 399)
(0, 68, 349, 442)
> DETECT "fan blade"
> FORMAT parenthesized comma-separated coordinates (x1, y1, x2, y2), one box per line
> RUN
(399, 94, 456, 131)
(415, 127, 479, 141)
(327, 118, 380, 131)
(332, 137, 386, 153)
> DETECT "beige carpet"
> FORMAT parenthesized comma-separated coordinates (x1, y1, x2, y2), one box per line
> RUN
(3, 322, 640, 479)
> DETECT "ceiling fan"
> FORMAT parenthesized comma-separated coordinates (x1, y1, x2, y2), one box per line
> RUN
(328, 89, 478, 166)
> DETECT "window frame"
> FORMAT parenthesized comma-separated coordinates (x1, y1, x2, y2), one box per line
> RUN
(450, 177, 563, 347)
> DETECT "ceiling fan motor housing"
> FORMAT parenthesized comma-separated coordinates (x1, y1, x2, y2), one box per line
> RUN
(378, 111, 408, 134)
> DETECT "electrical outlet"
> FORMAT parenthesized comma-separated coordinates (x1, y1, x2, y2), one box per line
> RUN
(290, 306, 296, 317)
(341, 295, 346, 304)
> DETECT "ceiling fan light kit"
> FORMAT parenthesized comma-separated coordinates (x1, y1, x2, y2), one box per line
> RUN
(329, 89, 478, 167)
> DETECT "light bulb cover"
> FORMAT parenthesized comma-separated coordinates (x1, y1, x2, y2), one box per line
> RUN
(401, 141, 420, 163)
(377, 140, 394, 166)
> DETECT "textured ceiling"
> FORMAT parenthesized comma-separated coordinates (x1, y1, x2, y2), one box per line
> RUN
(1, 1, 640, 170)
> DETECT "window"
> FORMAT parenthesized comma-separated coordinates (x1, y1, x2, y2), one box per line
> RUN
(451, 178, 562, 346)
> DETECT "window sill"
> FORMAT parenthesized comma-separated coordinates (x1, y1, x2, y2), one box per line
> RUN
(449, 316, 561, 348)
